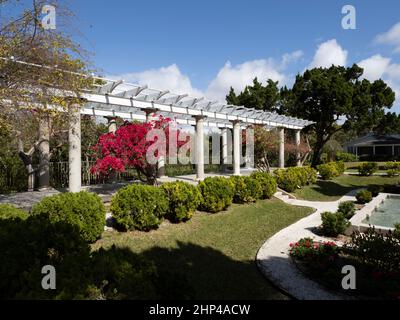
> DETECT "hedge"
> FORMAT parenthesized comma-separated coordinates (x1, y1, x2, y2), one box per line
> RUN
(0, 204, 29, 220)
(274, 166, 317, 192)
(31, 192, 106, 243)
(161, 181, 202, 222)
(110, 184, 168, 231)
(230, 176, 262, 204)
(358, 162, 378, 176)
(198, 177, 235, 213)
(249, 171, 277, 199)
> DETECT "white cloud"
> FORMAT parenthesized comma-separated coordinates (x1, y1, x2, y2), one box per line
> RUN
(116, 64, 203, 97)
(375, 22, 400, 53)
(281, 50, 304, 68)
(308, 39, 348, 68)
(358, 54, 391, 80)
(205, 59, 286, 102)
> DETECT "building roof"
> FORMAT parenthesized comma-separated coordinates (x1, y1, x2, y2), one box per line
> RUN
(346, 133, 400, 147)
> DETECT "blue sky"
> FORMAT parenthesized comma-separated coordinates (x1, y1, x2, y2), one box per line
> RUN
(5, 0, 400, 112)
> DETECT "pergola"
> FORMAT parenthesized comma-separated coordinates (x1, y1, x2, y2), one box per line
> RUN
(56, 78, 311, 192)
(2, 58, 313, 192)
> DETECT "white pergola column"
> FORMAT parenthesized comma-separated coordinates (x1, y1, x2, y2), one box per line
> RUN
(279, 127, 285, 169)
(68, 104, 82, 193)
(221, 127, 229, 172)
(194, 115, 205, 180)
(105, 116, 117, 133)
(232, 120, 241, 176)
(38, 113, 50, 190)
(295, 129, 301, 167)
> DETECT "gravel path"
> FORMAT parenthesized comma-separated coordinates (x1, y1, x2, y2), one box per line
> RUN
(257, 189, 360, 300)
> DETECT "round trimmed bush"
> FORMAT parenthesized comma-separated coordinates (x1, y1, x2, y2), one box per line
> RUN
(356, 190, 373, 204)
(250, 171, 277, 199)
(0, 204, 29, 220)
(31, 192, 106, 243)
(338, 201, 356, 219)
(304, 166, 318, 184)
(110, 184, 168, 231)
(161, 181, 202, 222)
(198, 177, 234, 213)
(288, 167, 308, 186)
(358, 162, 378, 176)
(274, 168, 300, 192)
(321, 211, 350, 237)
(230, 176, 262, 204)
(317, 163, 339, 180)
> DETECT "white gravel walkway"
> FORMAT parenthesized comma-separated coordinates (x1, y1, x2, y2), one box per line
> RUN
(257, 189, 360, 300)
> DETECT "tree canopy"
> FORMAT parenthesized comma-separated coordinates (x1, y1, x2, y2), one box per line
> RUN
(226, 78, 281, 112)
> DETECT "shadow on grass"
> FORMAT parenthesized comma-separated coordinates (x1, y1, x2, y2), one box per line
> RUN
(0, 215, 285, 300)
(307, 180, 356, 198)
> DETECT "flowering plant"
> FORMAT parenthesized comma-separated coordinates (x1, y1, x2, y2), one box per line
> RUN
(289, 238, 339, 266)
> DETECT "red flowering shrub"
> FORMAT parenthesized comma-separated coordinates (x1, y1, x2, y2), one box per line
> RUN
(91, 116, 184, 184)
(289, 237, 339, 267)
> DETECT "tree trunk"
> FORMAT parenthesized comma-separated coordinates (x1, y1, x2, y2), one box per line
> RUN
(311, 136, 325, 167)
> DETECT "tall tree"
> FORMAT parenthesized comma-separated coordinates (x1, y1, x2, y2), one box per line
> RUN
(225, 78, 280, 112)
(283, 64, 395, 167)
(375, 112, 400, 135)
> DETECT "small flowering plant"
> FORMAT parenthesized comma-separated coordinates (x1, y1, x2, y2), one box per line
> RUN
(289, 238, 339, 264)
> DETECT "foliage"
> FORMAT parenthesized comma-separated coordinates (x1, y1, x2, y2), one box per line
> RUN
(345, 228, 400, 273)
(252, 126, 279, 171)
(358, 162, 378, 176)
(367, 184, 383, 197)
(336, 151, 358, 162)
(198, 177, 235, 213)
(0, 204, 29, 220)
(249, 171, 277, 199)
(273, 168, 300, 192)
(356, 190, 373, 204)
(386, 161, 400, 177)
(304, 166, 318, 184)
(317, 162, 340, 180)
(320, 211, 350, 236)
(337, 201, 356, 219)
(91, 116, 183, 185)
(395, 224, 400, 238)
(161, 181, 202, 222)
(226, 78, 280, 112)
(31, 192, 106, 243)
(110, 184, 169, 231)
(281, 65, 395, 166)
(230, 176, 262, 204)
(289, 238, 339, 266)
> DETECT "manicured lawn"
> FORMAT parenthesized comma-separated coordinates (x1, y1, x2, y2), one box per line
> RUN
(293, 174, 400, 202)
(93, 199, 314, 300)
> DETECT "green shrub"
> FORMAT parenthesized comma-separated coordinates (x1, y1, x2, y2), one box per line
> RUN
(386, 161, 400, 177)
(289, 237, 339, 263)
(304, 166, 318, 184)
(317, 162, 339, 180)
(356, 190, 373, 204)
(249, 171, 277, 199)
(394, 224, 400, 238)
(358, 162, 378, 176)
(288, 167, 308, 186)
(161, 181, 202, 222)
(0, 153, 28, 193)
(110, 184, 168, 231)
(367, 185, 383, 197)
(336, 151, 358, 162)
(198, 177, 234, 213)
(321, 211, 350, 236)
(336, 161, 346, 174)
(273, 168, 301, 192)
(0, 204, 29, 220)
(337, 201, 356, 219)
(230, 176, 262, 204)
(31, 192, 105, 243)
(345, 227, 400, 273)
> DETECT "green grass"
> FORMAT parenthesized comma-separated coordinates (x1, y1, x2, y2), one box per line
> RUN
(93, 199, 314, 300)
(293, 174, 400, 202)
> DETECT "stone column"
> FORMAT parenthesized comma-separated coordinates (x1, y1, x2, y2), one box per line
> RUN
(232, 120, 241, 176)
(68, 104, 82, 193)
(279, 127, 285, 169)
(105, 116, 117, 133)
(38, 113, 50, 190)
(295, 129, 301, 167)
(194, 115, 205, 181)
(221, 127, 229, 172)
